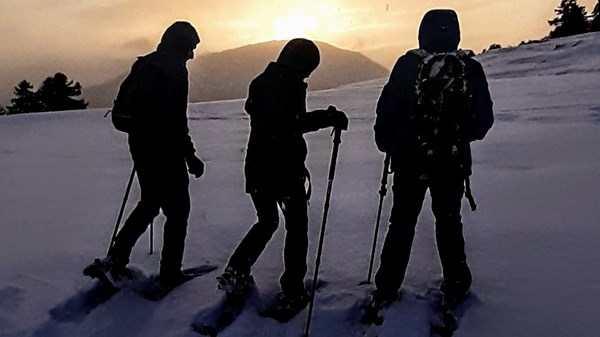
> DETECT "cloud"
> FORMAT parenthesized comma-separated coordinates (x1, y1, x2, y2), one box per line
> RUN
(2, 0, 597, 105)
(121, 37, 156, 54)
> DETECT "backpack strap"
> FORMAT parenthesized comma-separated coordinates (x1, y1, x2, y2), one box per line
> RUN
(407, 48, 430, 59)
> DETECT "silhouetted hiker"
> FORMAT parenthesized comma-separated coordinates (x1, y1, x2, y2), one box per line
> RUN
(366, 9, 494, 317)
(93, 22, 204, 288)
(218, 38, 348, 318)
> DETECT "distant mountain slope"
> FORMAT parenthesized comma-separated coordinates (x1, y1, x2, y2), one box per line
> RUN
(476, 32, 600, 79)
(84, 40, 389, 108)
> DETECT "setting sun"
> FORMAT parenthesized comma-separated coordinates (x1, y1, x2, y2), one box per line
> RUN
(272, 13, 319, 40)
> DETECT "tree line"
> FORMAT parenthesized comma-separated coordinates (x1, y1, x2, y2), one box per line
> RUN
(486, 0, 600, 51)
(549, 0, 600, 38)
(1, 72, 88, 115)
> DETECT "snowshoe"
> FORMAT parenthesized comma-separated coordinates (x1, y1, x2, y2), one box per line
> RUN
(360, 304, 384, 326)
(429, 287, 468, 337)
(440, 281, 470, 308)
(82, 258, 123, 291)
(193, 275, 257, 336)
(440, 266, 472, 307)
(360, 289, 398, 325)
(217, 266, 254, 297)
(260, 290, 310, 323)
(144, 265, 219, 301)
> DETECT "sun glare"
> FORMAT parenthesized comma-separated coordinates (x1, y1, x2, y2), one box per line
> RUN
(272, 13, 318, 40)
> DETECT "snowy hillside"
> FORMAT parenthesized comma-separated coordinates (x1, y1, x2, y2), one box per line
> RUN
(1, 32, 600, 337)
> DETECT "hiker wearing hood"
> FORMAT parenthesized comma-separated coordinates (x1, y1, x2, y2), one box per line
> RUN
(104, 21, 205, 288)
(368, 9, 493, 312)
(218, 38, 348, 313)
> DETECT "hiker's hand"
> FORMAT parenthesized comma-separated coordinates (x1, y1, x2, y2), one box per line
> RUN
(326, 106, 348, 130)
(186, 154, 205, 178)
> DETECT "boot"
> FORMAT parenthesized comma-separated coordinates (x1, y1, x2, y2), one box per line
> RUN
(217, 266, 254, 296)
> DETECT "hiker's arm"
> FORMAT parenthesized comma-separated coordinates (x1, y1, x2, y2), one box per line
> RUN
(468, 60, 494, 141)
(167, 67, 196, 158)
(301, 106, 348, 132)
(374, 57, 408, 153)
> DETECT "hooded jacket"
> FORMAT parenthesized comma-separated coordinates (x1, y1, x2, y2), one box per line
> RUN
(374, 9, 493, 176)
(126, 22, 199, 159)
(244, 48, 333, 196)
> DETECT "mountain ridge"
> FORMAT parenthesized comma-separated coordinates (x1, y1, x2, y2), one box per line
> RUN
(84, 40, 389, 108)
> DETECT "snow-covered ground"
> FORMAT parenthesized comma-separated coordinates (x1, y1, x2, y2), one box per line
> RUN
(1, 32, 600, 337)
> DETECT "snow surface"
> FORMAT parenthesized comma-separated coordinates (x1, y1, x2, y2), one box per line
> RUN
(1, 32, 600, 337)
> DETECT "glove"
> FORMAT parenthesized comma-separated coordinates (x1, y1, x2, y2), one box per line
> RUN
(326, 105, 349, 130)
(186, 154, 205, 178)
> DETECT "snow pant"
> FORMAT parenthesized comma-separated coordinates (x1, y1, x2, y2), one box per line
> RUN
(227, 184, 309, 295)
(374, 172, 472, 297)
(108, 147, 190, 276)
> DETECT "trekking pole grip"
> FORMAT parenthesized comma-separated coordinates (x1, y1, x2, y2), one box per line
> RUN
(332, 127, 342, 144)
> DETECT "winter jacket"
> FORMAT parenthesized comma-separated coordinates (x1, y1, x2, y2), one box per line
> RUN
(127, 50, 196, 159)
(244, 61, 332, 196)
(374, 9, 493, 176)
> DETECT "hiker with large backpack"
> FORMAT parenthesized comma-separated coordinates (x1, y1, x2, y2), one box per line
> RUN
(217, 38, 348, 321)
(86, 22, 205, 289)
(365, 9, 493, 318)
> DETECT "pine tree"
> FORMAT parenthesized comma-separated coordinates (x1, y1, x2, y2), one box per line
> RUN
(7, 80, 44, 114)
(0, 105, 6, 116)
(37, 72, 88, 112)
(590, 0, 600, 32)
(548, 0, 589, 38)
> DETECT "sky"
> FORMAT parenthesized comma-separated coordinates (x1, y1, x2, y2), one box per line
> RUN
(0, 0, 598, 105)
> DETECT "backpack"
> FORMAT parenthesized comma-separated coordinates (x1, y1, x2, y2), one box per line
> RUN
(409, 49, 477, 210)
(110, 57, 151, 133)
(409, 49, 473, 175)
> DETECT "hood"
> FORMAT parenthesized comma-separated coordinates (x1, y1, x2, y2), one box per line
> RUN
(418, 9, 461, 53)
(157, 21, 200, 56)
(276, 38, 320, 79)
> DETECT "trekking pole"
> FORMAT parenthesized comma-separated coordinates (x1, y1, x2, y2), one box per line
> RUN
(107, 166, 136, 255)
(304, 128, 343, 337)
(365, 154, 391, 284)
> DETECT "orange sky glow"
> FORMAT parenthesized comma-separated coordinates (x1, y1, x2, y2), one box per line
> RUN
(0, 0, 597, 104)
